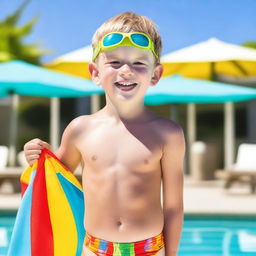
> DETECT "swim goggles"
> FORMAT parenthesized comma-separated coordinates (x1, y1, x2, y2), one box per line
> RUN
(92, 32, 158, 61)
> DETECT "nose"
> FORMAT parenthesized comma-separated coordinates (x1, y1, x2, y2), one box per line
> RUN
(119, 64, 134, 78)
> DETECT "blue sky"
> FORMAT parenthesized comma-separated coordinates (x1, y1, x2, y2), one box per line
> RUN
(1, 0, 255, 64)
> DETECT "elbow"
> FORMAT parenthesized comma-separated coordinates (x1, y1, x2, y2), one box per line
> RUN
(163, 206, 183, 218)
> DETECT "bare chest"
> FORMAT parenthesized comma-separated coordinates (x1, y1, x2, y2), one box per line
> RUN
(77, 123, 163, 173)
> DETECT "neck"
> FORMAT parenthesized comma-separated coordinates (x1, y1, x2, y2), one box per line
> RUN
(102, 96, 151, 124)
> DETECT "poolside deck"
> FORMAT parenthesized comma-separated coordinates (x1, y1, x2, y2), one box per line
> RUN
(183, 177, 256, 215)
(0, 175, 256, 214)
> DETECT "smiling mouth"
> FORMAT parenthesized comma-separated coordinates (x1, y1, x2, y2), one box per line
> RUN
(114, 82, 138, 88)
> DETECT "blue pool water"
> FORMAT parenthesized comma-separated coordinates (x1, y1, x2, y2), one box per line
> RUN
(179, 215, 256, 256)
(1, 213, 256, 256)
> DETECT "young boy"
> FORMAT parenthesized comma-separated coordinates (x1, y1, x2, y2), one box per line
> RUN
(24, 12, 185, 256)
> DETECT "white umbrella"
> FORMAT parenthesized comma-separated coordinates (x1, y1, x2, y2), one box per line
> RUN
(161, 37, 256, 79)
(45, 45, 93, 79)
(161, 38, 256, 173)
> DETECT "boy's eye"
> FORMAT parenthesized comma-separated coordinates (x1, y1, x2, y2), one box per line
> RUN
(133, 62, 145, 65)
(109, 61, 120, 65)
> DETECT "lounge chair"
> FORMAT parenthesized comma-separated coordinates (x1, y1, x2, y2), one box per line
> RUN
(215, 143, 256, 193)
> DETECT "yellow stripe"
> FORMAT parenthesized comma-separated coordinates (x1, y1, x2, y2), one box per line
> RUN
(47, 156, 83, 191)
(20, 162, 38, 184)
(113, 244, 122, 256)
(130, 245, 135, 256)
(45, 158, 77, 256)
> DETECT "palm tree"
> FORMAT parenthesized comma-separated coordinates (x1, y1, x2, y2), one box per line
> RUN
(0, 0, 48, 64)
(0, 0, 51, 166)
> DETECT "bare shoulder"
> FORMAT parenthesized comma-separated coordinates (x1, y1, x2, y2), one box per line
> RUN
(64, 115, 93, 135)
(154, 117, 186, 150)
(68, 115, 90, 128)
(63, 111, 106, 140)
(155, 117, 184, 137)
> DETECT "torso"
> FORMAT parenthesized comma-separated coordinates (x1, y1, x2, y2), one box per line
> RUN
(74, 110, 168, 242)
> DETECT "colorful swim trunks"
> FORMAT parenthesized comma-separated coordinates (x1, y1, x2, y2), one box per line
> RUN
(84, 231, 165, 256)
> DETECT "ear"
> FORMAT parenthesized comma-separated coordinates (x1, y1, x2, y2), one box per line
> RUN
(150, 64, 163, 86)
(89, 62, 101, 85)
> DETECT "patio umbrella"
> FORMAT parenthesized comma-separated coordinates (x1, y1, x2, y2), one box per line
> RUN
(0, 60, 101, 97)
(0, 60, 103, 166)
(145, 75, 256, 175)
(161, 38, 256, 170)
(145, 74, 256, 105)
(161, 37, 256, 79)
(45, 45, 92, 79)
(45, 45, 101, 113)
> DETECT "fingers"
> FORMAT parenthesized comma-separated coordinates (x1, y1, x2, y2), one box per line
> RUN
(26, 153, 40, 166)
(39, 141, 52, 150)
(24, 138, 50, 151)
(23, 138, 51, 166)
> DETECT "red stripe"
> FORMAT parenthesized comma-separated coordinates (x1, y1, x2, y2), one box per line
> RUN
(134, 239, 148, 255)
(42, 148, 71, 172)
(20, 181, 28, 197)
(106, 242, 114, 255)
(31, 151, 54, 256)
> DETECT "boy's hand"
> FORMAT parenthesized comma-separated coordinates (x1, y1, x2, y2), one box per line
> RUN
(24, 138, 51, 166)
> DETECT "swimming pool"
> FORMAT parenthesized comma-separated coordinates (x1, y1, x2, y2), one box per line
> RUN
(180, 214, 256, 256)
(1, 212, 256, 256)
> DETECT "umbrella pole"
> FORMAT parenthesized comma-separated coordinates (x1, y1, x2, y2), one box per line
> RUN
(50, 97, 60, 151)
(211, 66, 235, 170)
(187, 103, 196, 176)
(8, 94, 19, 166)
(171, 104, 179, 122)
(224, 102, 235, 168)
(91, 94, 100, 113)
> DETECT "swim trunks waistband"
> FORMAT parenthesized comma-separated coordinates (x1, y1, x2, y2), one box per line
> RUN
(84, 231, 165, 256)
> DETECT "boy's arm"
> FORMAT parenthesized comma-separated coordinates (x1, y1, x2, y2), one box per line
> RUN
(161, 122, 186, 256)
(55, 118, 82, 173)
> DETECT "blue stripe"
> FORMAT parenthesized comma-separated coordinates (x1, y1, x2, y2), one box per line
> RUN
(7, 171, 36, 256)
(99, 240, 108, 251)
(57, 173, 85, 256)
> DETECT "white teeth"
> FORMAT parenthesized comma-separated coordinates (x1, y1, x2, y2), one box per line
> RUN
(116, 82, 137, 87)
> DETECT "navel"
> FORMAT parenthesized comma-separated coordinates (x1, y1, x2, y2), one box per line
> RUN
(116, 217, 123, 228)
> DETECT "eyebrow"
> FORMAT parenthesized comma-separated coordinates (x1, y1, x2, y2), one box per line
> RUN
(105, 52, 150, 61)
(104, 53, 119, 59)
(134, 55, 150, 61)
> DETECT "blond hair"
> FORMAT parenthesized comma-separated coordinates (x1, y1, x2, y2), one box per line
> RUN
(92, 12, 162, 64)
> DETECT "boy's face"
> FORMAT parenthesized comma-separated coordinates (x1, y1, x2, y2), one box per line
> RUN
(89, 46, 163, 102)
